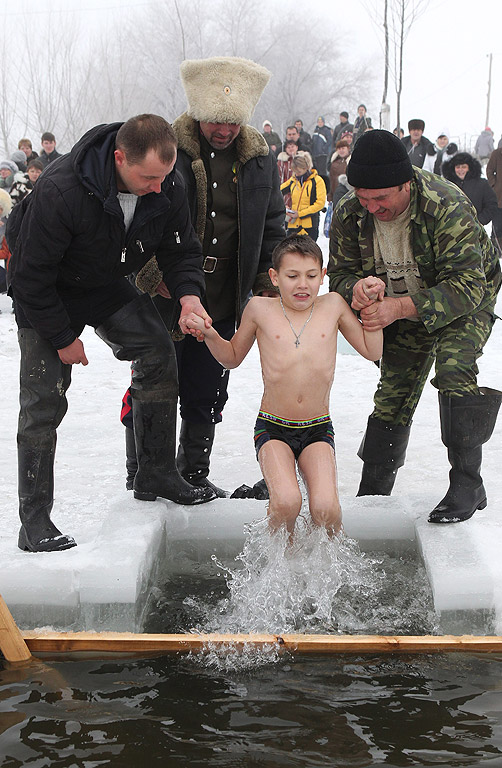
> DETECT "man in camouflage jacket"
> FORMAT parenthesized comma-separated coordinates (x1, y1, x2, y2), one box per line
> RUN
(328, 130, 501, 524)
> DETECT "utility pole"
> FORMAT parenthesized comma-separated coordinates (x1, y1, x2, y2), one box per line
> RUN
(380, 0, 390, 130)
(485, 53, 492, 128)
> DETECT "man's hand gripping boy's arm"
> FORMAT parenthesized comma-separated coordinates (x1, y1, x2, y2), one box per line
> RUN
(185, 298, 259, 369)
(337, 277, 385, 361)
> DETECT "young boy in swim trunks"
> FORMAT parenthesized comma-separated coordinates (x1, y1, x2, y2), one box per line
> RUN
(185, 234, 384, 536)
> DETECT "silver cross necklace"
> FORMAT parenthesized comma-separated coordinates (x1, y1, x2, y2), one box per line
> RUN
(279, 297, 314, 348)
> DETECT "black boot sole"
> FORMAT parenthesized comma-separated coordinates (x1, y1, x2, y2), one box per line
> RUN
(428, 497, 487, 524)
(133, 488, 217, 505)
(18, 526, 77, 552)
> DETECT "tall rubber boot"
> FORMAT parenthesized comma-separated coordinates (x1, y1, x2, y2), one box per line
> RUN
(18, 435, 77, 552)
(95, 295, 216, 506)
(17, 329, 76, 552)
(177, 421, 228, 498)
(429, 388, 502, 523)
(125, 427, 137, 491)
(356, 416, 411, 496)
(132, 399, 216, 504)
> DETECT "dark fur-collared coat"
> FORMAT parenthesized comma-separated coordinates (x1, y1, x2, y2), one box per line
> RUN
(443, 153, 498, 225)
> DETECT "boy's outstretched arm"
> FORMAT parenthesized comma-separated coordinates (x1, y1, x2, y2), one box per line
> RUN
(185, 299, 259, 369)
(337, 291, 384, 362)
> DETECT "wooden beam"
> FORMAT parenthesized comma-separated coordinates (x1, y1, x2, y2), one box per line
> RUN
(22, 631, 277, 654)
(20, 631, 502, 657)
(0, 594, 32, 663)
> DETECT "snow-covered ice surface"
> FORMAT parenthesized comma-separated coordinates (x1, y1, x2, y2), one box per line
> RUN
(0, 238, 501, 635)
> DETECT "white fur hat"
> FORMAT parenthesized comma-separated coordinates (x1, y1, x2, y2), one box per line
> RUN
(180, 56, 271, 125)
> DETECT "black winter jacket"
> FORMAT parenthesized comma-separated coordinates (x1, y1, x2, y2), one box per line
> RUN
(39, 149, 63, 167)
(401, 135, 435, 168)
(8, 122, 205, 348)
(443, 154, 499, 225)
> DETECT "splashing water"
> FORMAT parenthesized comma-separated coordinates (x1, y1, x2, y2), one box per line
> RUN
(195, 516, 382, 635)
(178, 514, 436, 670)
(187, 640, 282, 673)
(185, 510, 435, 638)
(146, 501, 438, 670)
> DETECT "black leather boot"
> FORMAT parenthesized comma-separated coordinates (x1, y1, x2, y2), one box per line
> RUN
(429, 388, 502, 523)
(17, 328, 76, 552)
(125, 427, 137, 491)
(132, 401, 216, 504)
(96, 295, 216, 506)
(177, 421, 228, 498)
(356, 416, 411, 496)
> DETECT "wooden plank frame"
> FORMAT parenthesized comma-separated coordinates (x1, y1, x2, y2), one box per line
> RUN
(18, 631, 502, 658)
(0, 594, 32, 663)
(3, 597, 502, 662)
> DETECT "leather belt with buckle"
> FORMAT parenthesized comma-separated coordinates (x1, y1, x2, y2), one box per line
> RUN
(203, 256, 218, 273)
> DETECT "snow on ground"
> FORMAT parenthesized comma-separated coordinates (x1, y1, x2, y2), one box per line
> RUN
(0, 238, 501, 632)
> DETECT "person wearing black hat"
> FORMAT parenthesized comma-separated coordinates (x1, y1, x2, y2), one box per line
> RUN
(401, 119, 435, 168)
(328, 129, 502, 525)
(332, 112, 354, 148)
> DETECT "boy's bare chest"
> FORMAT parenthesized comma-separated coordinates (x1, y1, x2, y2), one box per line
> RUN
(259, 318, 337, 371)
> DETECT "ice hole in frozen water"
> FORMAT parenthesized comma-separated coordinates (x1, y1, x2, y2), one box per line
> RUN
(165, 512, 435, 671)
(146, 492, 438, 671)
(189, 515, 437, 637)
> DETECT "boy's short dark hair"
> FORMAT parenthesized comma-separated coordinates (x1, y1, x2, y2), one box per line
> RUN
(27, 158, 44, 172)
(116, 114, 177, 166)
(41, 132, 56, 143)
(272, 233, 323, 270)
(18, 138, 32, 149)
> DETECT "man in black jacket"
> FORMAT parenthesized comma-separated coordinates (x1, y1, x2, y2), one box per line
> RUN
(401, 119, 435, 169)
(8, 114, 215, 553)
(128, 57, 285, 498)
(38, 131, 62, 167)
(331, 112, 354, 147)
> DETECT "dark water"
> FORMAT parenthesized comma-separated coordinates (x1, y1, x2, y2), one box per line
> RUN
(2, 533, 500, 766)
(2, 653, 502, 766)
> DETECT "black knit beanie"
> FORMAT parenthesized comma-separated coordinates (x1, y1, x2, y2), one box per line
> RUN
(347, 129, 413, 189)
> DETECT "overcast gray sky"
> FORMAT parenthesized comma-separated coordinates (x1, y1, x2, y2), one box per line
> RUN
(3, 0, 501, 147)
(331, 0, 502, 146)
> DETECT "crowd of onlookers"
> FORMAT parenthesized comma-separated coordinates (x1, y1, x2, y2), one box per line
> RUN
(1, 117, 502, 304)
(263, 111, 502, 251)
(0, 132, 61, 300)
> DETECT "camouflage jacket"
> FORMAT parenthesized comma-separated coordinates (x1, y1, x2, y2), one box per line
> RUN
(328, 168, 501, 333)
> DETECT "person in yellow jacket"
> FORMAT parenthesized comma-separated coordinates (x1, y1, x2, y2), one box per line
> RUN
(280, 151, 327, 241)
